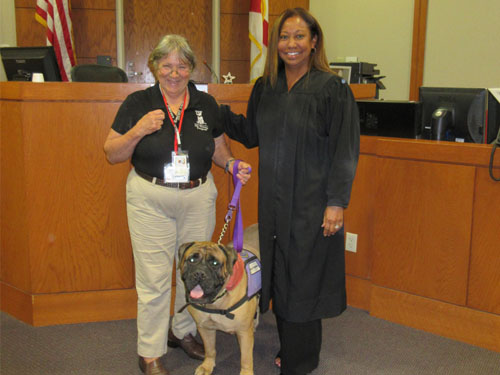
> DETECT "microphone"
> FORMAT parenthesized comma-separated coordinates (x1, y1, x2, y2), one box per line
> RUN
(203, 60, 219, 83)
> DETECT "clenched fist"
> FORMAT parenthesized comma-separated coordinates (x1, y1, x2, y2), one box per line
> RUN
(134, 109, 165, 137)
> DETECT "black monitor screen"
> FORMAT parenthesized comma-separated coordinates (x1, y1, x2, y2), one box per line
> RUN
(357, 100, 421, 139)
(419, 87, 488, 143)
(1, 46, 61, 82)
(487, 91, 500, 144)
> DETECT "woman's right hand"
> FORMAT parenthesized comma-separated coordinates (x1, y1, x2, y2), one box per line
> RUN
(104, 110, 165, 164)
(134, 109, 165, 137)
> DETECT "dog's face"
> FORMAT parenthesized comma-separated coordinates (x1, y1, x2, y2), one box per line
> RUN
(178, 241, 237, 305)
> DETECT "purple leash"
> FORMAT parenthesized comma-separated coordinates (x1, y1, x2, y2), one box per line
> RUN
(218, 160, 251, 252)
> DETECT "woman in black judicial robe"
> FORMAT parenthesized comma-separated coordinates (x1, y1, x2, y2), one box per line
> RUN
(220, 8, 360, 375)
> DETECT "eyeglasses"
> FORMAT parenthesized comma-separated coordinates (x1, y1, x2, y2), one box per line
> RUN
(159, 64, 191, 76)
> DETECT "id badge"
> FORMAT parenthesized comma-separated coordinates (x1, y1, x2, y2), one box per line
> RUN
(164, 150, 190, 182)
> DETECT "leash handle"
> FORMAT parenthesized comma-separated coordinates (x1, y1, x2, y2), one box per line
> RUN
(226, 160, 251, 252)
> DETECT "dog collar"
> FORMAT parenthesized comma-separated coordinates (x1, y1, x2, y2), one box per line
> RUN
(225, 254, 244, 291)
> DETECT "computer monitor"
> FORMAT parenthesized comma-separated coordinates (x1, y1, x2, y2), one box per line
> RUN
(0, 46, 61, 81)
(487, 90, 500, 144)
(419, 87, 488, 143)
(357, 100, 421, 139)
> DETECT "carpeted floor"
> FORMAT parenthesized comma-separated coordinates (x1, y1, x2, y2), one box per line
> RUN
(1, 307, 499, 374)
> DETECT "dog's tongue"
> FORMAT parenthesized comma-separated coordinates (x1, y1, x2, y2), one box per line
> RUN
(190, 284, 204, 299)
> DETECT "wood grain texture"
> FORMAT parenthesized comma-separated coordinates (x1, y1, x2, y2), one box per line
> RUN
(221, 14, 250, 61)
(346, 275, 372, 311)
(15, 3, 117, 66)
(374, 138, 500, 168)
(344, 154, 377, 279)
(370, 286, 500, 353)
(15, 7, 46, 47)
(0, 82, 149, 101)
(371, 158, 474, 305)
(221, 0, 251, 14)
(23, 101, 134, 293)
(32, 288, 137, 326)
(72, 9, 117, 59)
(220, 60, 250, 84)
(0, 101, 31, 292)
(409, 0, 428, 101)
(71, 0, 116, 9)
(208, 84, 259, 242)
(123, 0, 212, 84)
(269, 0, 309, 15)
(0, 283, 34, 325)
(467, 167, 500, 314)
(1, 82, 135, 295)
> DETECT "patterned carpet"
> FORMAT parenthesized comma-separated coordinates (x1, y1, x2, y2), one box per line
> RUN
(1, 307, 499, 374)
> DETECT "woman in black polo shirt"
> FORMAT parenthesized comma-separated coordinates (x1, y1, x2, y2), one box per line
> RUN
(104, 34, 250, 375)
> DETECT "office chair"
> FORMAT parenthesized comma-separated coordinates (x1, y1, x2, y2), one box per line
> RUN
(70, 64, 128, 82)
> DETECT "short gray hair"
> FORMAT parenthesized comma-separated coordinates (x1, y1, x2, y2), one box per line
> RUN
(148, 34, 196, 78)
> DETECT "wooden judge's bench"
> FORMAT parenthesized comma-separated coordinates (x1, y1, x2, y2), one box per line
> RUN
(1, 82, 499, 353)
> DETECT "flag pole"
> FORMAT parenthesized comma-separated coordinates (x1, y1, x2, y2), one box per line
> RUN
(211, 0, 220, 84)
(116, 0, 125, 70)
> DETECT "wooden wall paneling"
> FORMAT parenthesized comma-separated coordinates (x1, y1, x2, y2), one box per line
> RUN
(467, 167, 500, 315)
(346, 275, 372, 311)
(220, 13, 250, 83)
(221, 0, 251, 14)
(376, 138, 500, 168)
(227, 139, 259, 228)
(15, 1, 117, 65)
(370, 286, 500, 353)
(269, 0, 309, 15)
(344, 154, 377, 279)
(1, 82, 142, 325)
(0, 284, 34, 325)
(220, 14, 251, 61)
(15, 0, 37, 7)
(22, 100, 134, 293)
(208, 84, 258, 242)
(409, 0, 428, 101)
(15, 7, 46, 46)
(371, 158, 475, 305)
(72, 8, 117, 63)
(0, 101, 31, 291)
(71, 0, 116, 9)
(220, 0, 309, 84)
(211, 159, 231, 243)
(32, 288, 137, 326)
(220, 61, 250, 84)
(123, 0, 212, 84)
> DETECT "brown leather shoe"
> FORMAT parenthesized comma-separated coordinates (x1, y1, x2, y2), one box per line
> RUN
(167, 329, 205, 360)
(138, 356, 170, 375)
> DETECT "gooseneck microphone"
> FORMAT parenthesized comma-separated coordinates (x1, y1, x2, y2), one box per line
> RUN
(203, 60, 219, 83)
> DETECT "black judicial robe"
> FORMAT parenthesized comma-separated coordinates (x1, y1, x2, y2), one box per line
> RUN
(221, 68, 360, 322)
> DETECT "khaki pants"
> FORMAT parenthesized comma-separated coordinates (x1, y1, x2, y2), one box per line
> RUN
(126, 168, 217, 358)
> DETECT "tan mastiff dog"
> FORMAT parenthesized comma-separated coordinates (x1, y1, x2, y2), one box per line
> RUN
(178, 223, 260, 375)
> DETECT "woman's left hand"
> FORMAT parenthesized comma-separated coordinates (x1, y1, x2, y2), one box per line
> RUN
(322, 206, 344, 237)
(233, 160, 252, 185)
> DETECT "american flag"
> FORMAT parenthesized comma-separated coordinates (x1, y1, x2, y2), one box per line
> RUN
(249, 0, 268, 82)
(35, 0, 76, 81)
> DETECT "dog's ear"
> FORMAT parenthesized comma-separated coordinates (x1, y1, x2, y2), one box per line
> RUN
(178, 242, 195, 269)
(219, 244, 238, 276)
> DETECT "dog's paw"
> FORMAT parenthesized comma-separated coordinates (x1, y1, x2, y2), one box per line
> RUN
(195, 362, 214, 375)
(240, 370, 254, 375)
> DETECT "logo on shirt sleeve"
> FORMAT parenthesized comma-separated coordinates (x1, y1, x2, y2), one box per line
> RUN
(194, 110, 208, 131)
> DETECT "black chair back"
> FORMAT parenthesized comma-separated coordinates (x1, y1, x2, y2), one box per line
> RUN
(71, 64, 128, 82)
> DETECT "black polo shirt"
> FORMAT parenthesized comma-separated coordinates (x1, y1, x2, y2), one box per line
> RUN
(111, 81, 223, 180)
